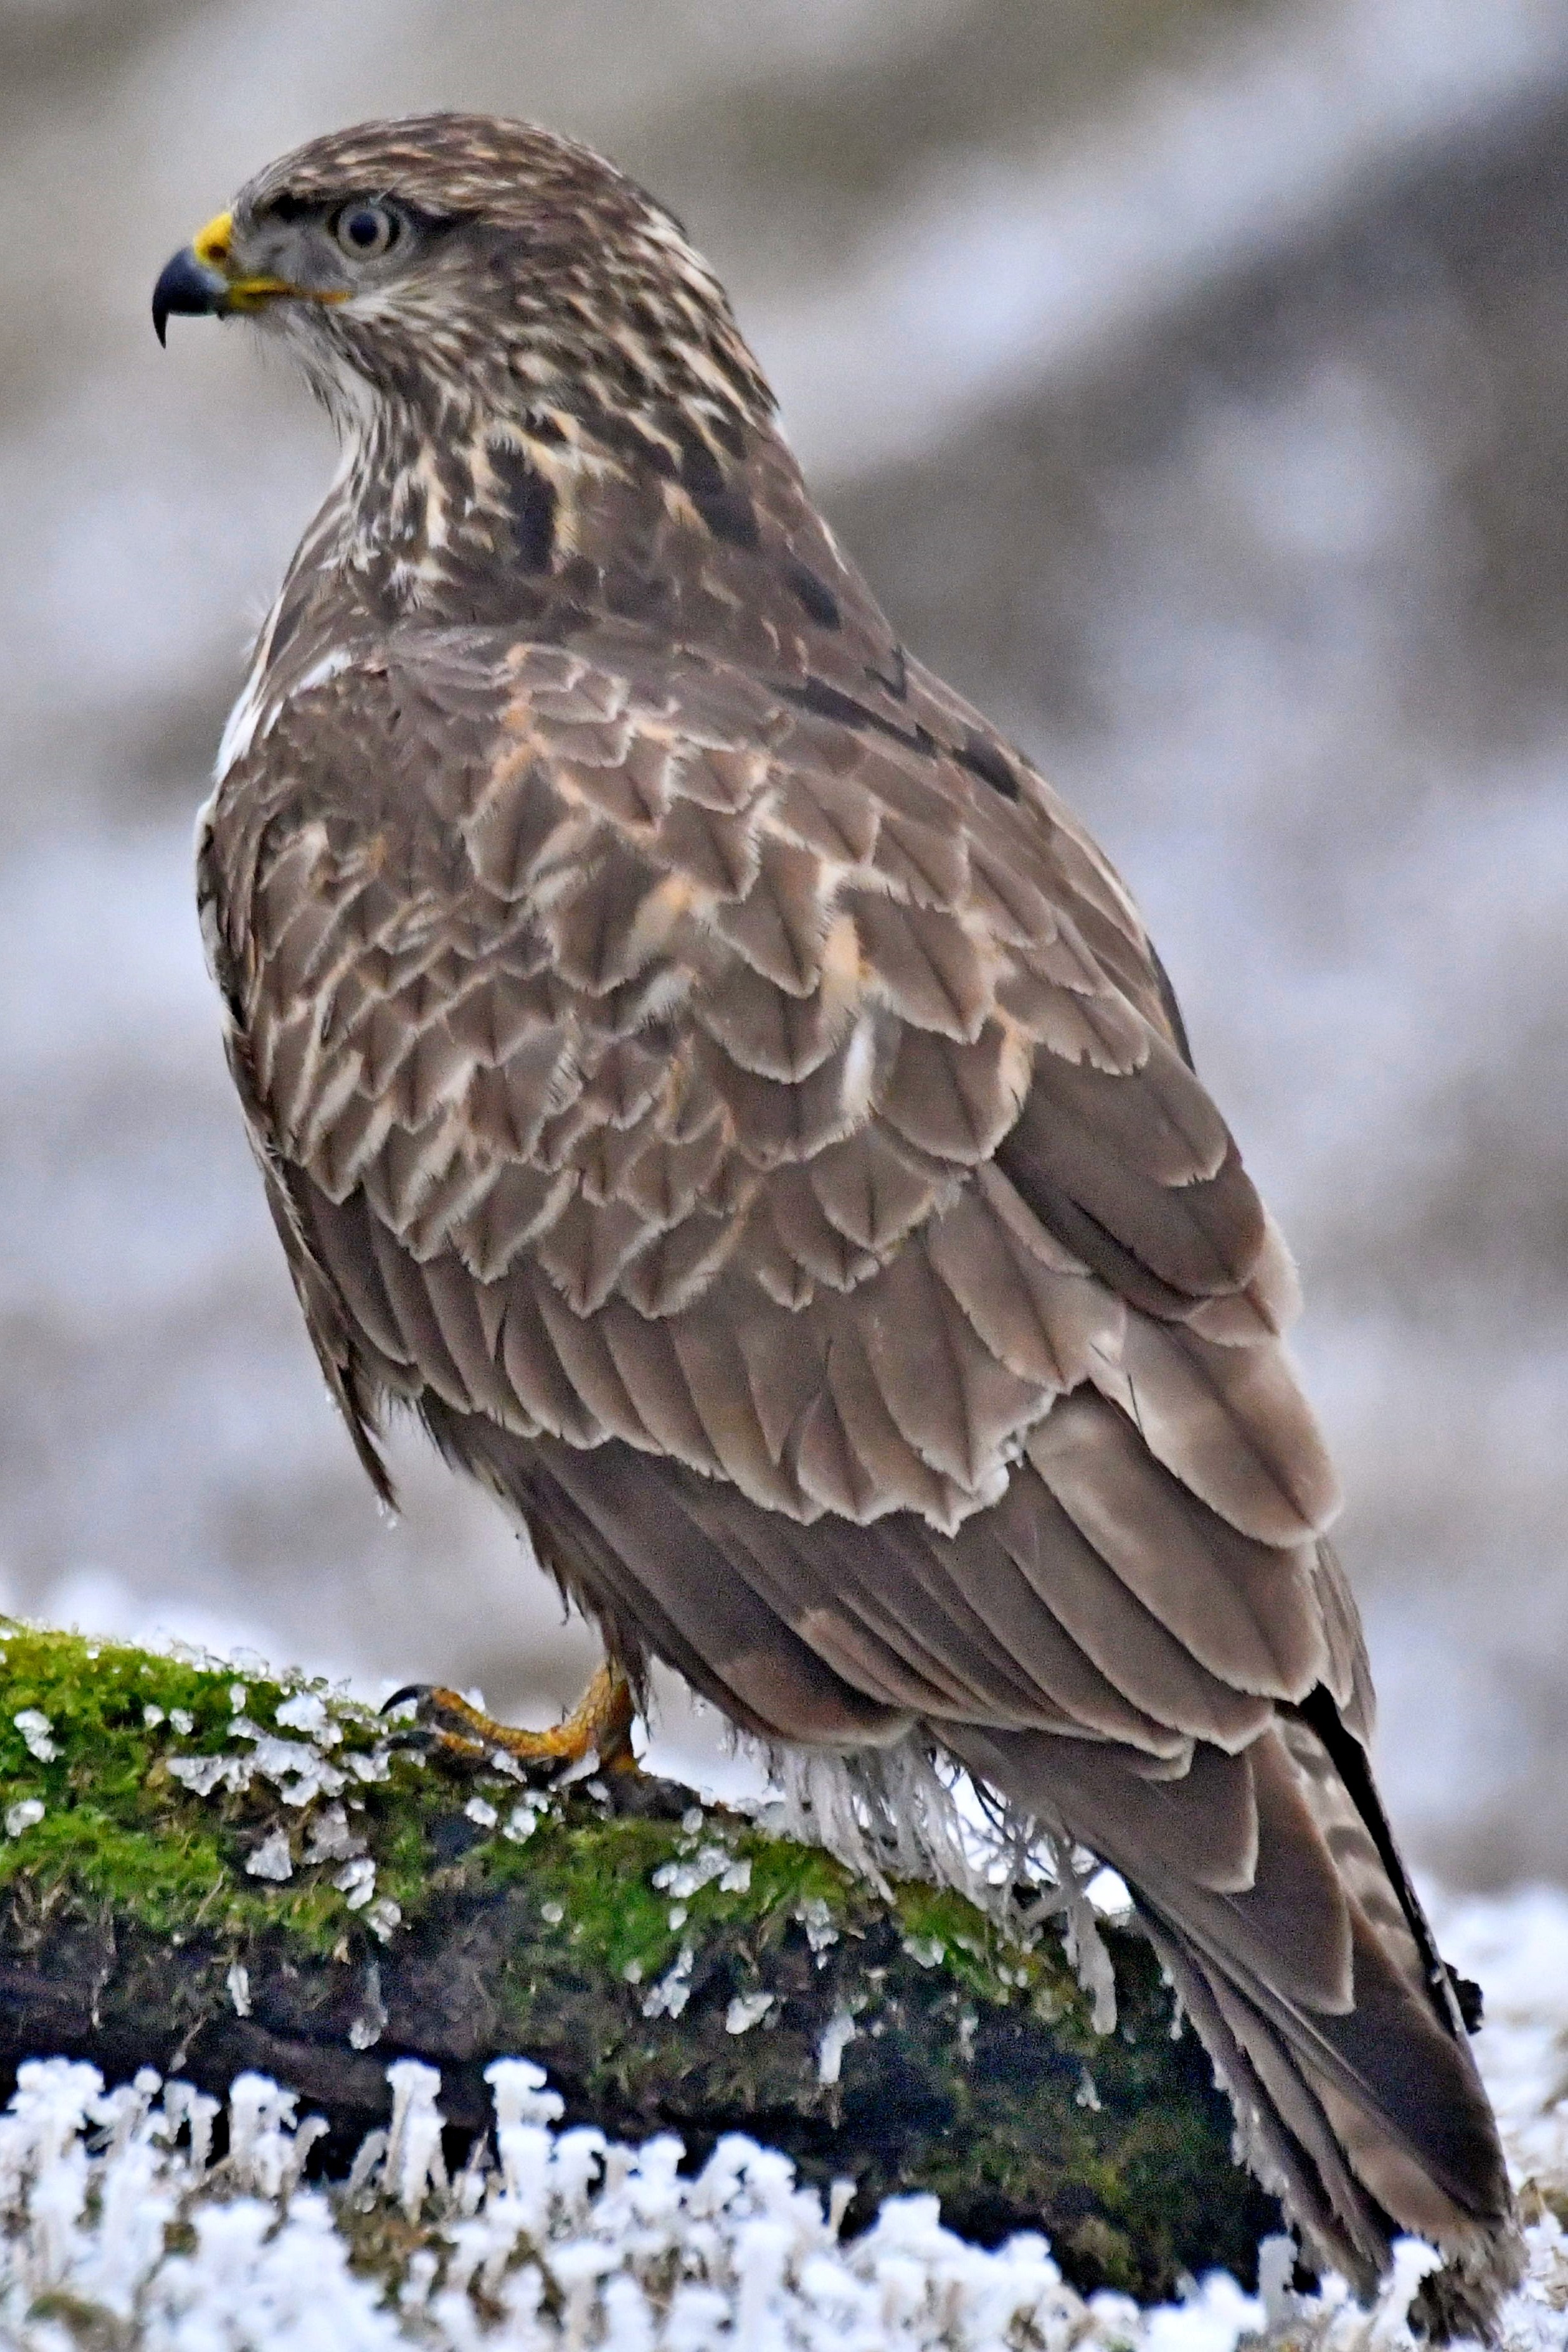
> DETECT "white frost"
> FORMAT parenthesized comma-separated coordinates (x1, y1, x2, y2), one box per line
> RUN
(335, 1856, 376, 1909)
(275, 1690, 343, 1748)
(304, 1803, 366, 1865)
(817, 2010, 859, 2086)
(641, 1942, 697, 2020)
(651, 1843, 738, 1901)
(229, 1716, 347, 1806)
(724, 1991, 777, 2035)
(168, 1751, 252, 1798)
(12, 1711, 56, 1763)
(245, 1828, 293, 1882)
(366, 1897, 402, 1943)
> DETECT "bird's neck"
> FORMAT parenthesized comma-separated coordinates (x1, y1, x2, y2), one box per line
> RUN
(269, 392, 904, 691)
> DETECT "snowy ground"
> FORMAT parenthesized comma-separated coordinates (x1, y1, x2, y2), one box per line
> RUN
(1, 1883, 1564, 2351)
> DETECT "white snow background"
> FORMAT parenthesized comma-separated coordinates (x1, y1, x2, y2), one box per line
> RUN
(0, 1884, 1564, 2352)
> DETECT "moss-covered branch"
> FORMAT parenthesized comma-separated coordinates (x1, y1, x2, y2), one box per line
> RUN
(0, 1621, 1276, 2298)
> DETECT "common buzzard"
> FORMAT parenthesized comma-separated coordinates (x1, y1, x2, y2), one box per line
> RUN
(153, 114, 1517, 2327)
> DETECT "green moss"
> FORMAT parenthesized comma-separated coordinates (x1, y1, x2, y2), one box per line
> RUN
(0, 1618, 1278, 2299)
(0, 1619, 420, 1950)
(0, 1618, 1073, 2008)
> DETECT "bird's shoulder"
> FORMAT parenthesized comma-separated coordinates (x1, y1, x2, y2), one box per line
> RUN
(200, 613, 1176, 1054)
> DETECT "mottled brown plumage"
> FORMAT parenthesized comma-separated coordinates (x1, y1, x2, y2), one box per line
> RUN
(158, 114, 1517, 2329)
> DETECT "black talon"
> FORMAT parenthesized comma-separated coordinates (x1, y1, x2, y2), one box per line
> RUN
(381, 1683, 431, 1715)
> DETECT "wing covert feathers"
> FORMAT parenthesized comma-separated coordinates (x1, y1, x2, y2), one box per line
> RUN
(206, 622, 1517, 2333)
(205, 634, 1332, 1537)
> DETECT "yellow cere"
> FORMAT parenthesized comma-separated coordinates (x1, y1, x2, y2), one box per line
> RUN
(191, 211, 234, 269)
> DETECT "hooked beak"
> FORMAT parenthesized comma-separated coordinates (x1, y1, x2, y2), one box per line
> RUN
(152, 208, 333, 345)
(151, 243, 229, 344)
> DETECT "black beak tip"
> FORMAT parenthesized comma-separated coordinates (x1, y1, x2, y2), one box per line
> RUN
(152, 246, 225, 347)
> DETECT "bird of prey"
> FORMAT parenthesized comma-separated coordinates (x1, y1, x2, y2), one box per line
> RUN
(153, 114, 1516, 2328)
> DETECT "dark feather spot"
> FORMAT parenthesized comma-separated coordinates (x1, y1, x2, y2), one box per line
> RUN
(865, 642, 908, 700)
(782, 558, 841, 629)
(1149, 942, 1196, 1071)
(490, 444, 557, 572)
(785, 675, 938, 759)
(955, 731, 1020, 803)
(672, 423, 760, 549)
(586, 407, 676, 478)
(710, 411, 748, 462)
(1296, 1681, 1470, 2043)
(693, 487, 760, 551)
(673, 425, 725, 500)
(790, 675, 876, 729)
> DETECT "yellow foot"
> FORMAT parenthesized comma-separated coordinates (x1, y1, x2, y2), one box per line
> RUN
(383, 1659, 637, 1779)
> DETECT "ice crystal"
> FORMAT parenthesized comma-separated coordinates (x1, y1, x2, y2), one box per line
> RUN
(817, 2011, 859, 2086)
(304, 1802, 366, 1865)
(229, 1715, 348, 1805)
(651, 1843, 737, 1901)
(274, 1690, 342, 1747)
(641, 1941, 696, 2020)
(335, 1855, 376, 1908)
(12, 1710, 56, 1762)
(245, 1827, 293, 1882)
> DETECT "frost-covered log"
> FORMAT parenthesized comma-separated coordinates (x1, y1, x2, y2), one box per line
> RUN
(0, 1622, 1277, 2300)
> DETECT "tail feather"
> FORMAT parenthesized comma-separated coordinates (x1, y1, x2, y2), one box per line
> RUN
(1137, 1906, 1393, 2294)
(947, 1712, 1522, 2340)
(1145, 1908, 1519, 2344)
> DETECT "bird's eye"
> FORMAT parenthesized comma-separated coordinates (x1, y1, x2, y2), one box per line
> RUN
(330, 202, 401, 260)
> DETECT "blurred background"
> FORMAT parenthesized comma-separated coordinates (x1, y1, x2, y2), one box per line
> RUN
(0, 0, 1564, 1885)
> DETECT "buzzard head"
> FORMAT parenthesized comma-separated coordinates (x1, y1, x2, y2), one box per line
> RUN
(151, 112, 774, 444)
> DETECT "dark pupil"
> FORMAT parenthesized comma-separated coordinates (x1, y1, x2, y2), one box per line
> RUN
(347, 208, 384, 248)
